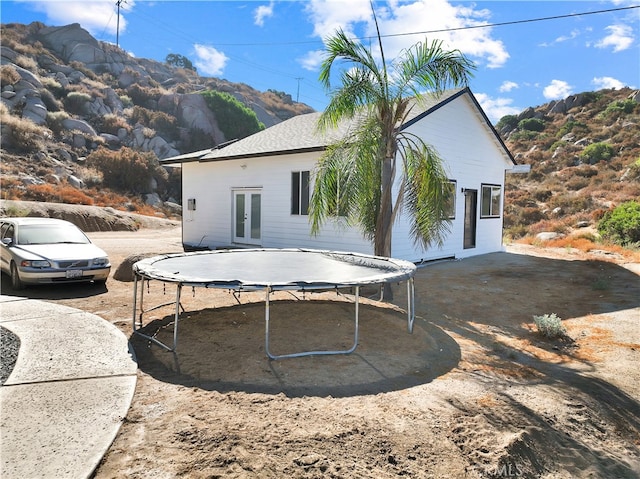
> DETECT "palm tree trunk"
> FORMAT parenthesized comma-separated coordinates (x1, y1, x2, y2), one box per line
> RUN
(376, 155, 394, 300)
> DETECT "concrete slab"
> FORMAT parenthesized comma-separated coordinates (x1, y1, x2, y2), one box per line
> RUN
(0, 376, 136, 479)
(2, 307, 136, 385)
(0, 296, 138, 479)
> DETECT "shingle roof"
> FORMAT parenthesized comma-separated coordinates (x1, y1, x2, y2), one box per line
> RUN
(161, 88, 515, 165)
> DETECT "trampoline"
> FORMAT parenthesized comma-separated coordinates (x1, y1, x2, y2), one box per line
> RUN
(132, 248, 416, 359)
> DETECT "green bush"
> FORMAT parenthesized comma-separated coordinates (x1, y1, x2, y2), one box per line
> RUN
(579, 142, 616, 164)
(597, 201, 640, 246)
(518, 118, 545, 132)
(496, 114, 518, 132)
(602, 99, 637, 116)
(556, 119, 588, 138)
(533, 313, 566, 339)
(200, 90, 264, 141)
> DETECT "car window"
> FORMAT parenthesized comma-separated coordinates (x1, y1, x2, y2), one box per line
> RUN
(17, 224, 90, 245)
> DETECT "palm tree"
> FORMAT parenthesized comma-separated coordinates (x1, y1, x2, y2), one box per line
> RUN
(310, 15, 476, 291)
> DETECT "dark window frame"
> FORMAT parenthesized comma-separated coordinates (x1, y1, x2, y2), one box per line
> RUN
(480, 183, 502, 218)
(291, 170, 310, 216)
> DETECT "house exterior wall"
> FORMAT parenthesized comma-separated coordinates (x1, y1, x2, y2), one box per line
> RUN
(181, 152, 373, 253)
(180, 93, 514, 262)
(391, 95, 513, 261)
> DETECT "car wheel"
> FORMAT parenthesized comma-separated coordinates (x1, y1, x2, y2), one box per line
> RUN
(10, 262, 24, 290)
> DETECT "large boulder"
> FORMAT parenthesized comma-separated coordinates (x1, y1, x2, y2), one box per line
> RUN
(38, 23, 106, 66)
(62, 118, 97, 136)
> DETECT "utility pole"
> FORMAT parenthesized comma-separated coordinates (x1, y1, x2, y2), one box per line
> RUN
(295, 77, 303, 103)
(116, 0, 123, 47)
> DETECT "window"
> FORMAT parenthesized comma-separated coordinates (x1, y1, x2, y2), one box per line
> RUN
(481, 184, 502, 218)
(444, 180, 457, 219)
(291, 171, 310, 215)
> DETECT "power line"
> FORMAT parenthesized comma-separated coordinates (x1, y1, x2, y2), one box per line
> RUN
(377, 4, 640, 41)
(207, 5, 640, 47)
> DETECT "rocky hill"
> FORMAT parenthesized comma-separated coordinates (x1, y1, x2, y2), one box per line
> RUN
(0, 21, 313, 216)
(1, 22, 638, 241)
(500, 88, 639, 240)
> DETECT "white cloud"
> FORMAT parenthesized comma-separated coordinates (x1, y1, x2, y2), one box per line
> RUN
(474, 93, 521, 123)
(193, 44, 229, 76)
(594, 24, 634, 52)
(299, 49, 326, 71)
(543, 80, 573, 100)
(592, 76, 626, 90)
(303, 0, 509, 70)
(254, 1, 275, 27)
(26, 0, 133, 36)
(499, 81, 518, 93)
(539, 29, 580, 47)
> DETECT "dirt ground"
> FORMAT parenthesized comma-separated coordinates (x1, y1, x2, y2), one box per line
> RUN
(2, 225, 639, 478)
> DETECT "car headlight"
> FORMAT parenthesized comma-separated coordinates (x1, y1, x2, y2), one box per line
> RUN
(21, 260, 51, 268)
(93, 257, 109, 267)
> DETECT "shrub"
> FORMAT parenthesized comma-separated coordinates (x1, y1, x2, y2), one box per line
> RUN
(200, 90, 264, 140)
(127, 84, 163, 107)
(597, 201, 640, 246)
(496, 114, 518, 132)
(533, 313, 566, 339)
(0, 65, 21, 88)
(627, 157, 640, 180)
(23, 183, 94, 205)
(579, 142, 616, 164)
(602, 99, 637, 117)
(86, 146, 159, 194)
(557, 119, 589, 139)
(129, 106, 177, 139)
(98, 113, 131, 136)
(0, 113, 50, 153)
(46, 111, 70, 135)
(64, 91, 92, 115)
(38, 88, 62, 112)
(14, 54, 37, 71)
(518, 118, 545, 132)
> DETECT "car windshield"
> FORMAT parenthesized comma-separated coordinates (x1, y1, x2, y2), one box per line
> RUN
(17, 224, 91, 245)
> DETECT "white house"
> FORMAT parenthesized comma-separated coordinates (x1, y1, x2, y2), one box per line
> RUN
(161, 88, 517, 263)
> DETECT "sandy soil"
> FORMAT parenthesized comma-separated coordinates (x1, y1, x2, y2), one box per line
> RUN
(2, 225, 639, 478)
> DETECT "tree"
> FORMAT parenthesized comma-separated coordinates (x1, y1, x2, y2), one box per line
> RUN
(165, 53, 196, 72)
(310, 11, 475, 298)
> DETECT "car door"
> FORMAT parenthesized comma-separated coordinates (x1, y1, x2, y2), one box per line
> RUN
(0, 222, 15, 274)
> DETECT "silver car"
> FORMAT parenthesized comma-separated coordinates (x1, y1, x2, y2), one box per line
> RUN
(0, 217, 111, 290)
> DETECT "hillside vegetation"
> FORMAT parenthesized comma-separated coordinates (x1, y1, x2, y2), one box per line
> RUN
(0, 22, 638, 248)
(500, 88, 639, 248)
(0, 21, 313, 217)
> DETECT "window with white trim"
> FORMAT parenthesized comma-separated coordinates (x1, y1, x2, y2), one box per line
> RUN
(481, 184, 502, 218)
(291, 171, 310, 215)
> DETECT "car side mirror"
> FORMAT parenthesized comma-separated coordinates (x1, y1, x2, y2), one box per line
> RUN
(1, 238, 14, 246)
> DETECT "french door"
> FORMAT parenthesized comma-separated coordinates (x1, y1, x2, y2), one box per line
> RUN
(233, 189, 262, 245)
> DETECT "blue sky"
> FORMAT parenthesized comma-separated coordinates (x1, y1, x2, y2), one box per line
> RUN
(1, 0, 638, 122)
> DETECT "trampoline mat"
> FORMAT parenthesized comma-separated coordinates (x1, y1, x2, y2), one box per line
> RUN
(133, 248, 416, 289)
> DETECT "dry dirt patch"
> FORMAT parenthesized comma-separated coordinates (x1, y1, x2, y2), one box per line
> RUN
(2, 226, 639, 478)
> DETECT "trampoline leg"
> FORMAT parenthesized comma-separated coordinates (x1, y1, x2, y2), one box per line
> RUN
(172, 284, 181, 351)
(132, 274, 139, 332)
(407, 277, 415, 334)
(265, 285, 360, 360)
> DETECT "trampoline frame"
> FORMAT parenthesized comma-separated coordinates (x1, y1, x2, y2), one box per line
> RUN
(131, 248, 416, 360)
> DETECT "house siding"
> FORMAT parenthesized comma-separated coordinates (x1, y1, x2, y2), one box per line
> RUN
(178, 91, 514, 262)
(389, 94, 512, 261)
(181, 153, 373, 253)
